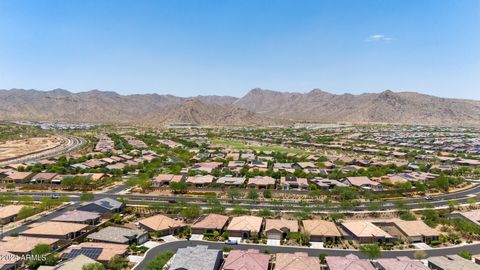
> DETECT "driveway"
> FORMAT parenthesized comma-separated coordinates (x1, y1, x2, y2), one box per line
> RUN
(267, 239, 281, 246)
(160, 235, 178, 243)
(310, 242, 324, 249)
(413, 243, 431, 250)
(190, 234, 204, 241)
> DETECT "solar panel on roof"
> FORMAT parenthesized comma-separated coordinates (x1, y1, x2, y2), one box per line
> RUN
(62, 247, 102, 260)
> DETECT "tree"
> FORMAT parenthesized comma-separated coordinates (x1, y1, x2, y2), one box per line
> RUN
(82, 263, 106, 270)
(180, 205, 202, 220)
(458, 250, 472, 260)
(246, 190, 259, 201)
(448, 200, 460, 212)
(108, 255, 129, 270)
(318, 253, 327, 264)
(329, 212, 345, 222)
(286, 231, 310, 246)
(257, 208, 273, 217)
(263, 189, 272, 199)
(170, 181, 188, 194)
(17, 206, 38, 220)
(27, 244, 59, 268)
(230, 206, 249, 216)
(126, 176, 152, 193)
(112, 213, 123, 224)
(227, 188, 242, 203)
(359, 244, 381, 259)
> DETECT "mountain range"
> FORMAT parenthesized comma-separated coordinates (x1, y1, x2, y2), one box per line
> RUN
(0, 88, 479, 126)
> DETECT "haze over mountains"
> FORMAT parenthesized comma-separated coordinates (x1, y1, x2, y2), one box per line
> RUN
(0, 88, 479, 126)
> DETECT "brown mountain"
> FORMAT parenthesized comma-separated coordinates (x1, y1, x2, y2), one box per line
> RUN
(233, 88, 480, 126)
(0, 89, 267, 126)
(0, 88, 479, 126)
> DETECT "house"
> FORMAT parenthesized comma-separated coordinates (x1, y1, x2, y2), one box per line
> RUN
(223, 249, 270, 270)
(191, 214, 229, 234)
(77, 198, 125, 214)
(310, 178, 348, 190)
(249, 160, 269, 171)
(374, 219, 439, 243)
(39, 254, 101, 270)
(275, 252, 320, 270)
(428, 255, 480, 270)
(247, 176, 276, 189)
(273, 163, 295, 173)
(341, 221, 394, 244)
(106, 163, 127, 170)
(0, 236, 60, 255)
(84, 159, 107, 168)
(302, 219, 342, 242)
(187, 175, 215, 187)
(343, 176, 382, 191)
(61, 242, 128, 263)
(0, 251, 20, 270)
(20, 221, 89, 239)
(51, 210, 101, 225)
(152, 174, 185, 187)
(279, 176, 308, 190)
(2, 171, 34, 183)
(216, 176, 246, 186)
(82, 173, 106, 182)
(326, 254, 375, 270)
(293, 162, 320, 174)
(87, 226, 148, 245)
(30, 172, 57, 184)
(227, 216, 263, 239)
(169, 245, 223, 270)
(139, 214, 186, 235)
(0, 205, 24, 224)
(264, 219, 299, 240)
(446, 209, 480, 225)
(226, 160, 246, 170)
(375, 257, 429, 270)
(192, 162, 223, 173)
(241, 153, 256, 161)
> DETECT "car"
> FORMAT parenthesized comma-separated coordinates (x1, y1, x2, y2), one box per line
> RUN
(424, 196, 433, 200)
(51, 194, 59, 199)
(224, 239, 238, 245)
(168, 199, 177, 204)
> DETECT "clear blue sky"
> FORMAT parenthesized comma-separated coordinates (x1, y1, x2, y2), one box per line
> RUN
(0, 0, 479, 99)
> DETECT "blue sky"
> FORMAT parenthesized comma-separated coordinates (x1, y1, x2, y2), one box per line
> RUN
(0, 0, 479, 99)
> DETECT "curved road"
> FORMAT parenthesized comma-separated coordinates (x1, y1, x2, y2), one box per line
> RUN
(134, 239, 480, 269)
(0, 135, 86, 167)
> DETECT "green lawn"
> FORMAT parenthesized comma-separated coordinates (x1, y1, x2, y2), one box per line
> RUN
(211, 139, 316, 155)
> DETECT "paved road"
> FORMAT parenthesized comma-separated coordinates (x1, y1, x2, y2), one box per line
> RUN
(3, 183, 480, 213)
(134, 239, 480, 269)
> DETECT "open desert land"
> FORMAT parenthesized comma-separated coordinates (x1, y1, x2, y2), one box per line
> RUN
(0, 136, 64, 162)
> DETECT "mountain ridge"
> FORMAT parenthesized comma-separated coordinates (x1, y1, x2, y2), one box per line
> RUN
(0, 88, 479, 126)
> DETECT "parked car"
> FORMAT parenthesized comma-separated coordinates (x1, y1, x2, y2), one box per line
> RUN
(225, 239, 238, 245)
